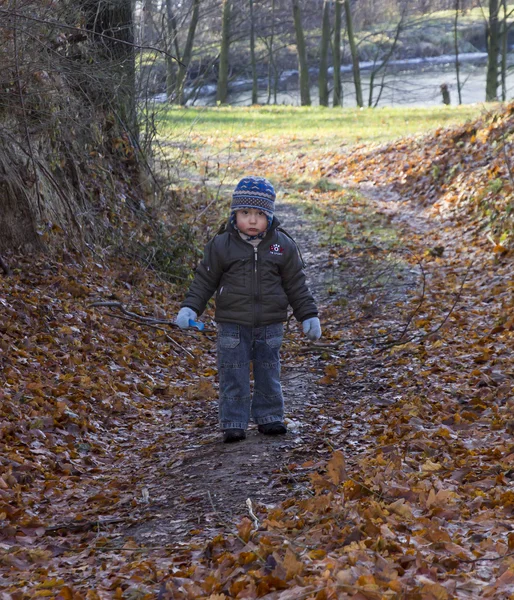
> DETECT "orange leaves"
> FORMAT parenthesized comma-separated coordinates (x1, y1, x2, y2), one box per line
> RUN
(237, 518, 254, 543)
(310, 451, 346, 494)
(3, 105, 514, 599)
(0, 251, 223, 595)
(387, 498, 413, 520)
(425, 487, 455, 510)
(326, 451, 346, 487)
(421, 459, 443, 473)
(483, 568, 514, 598)
(282, 548, 304, 579)
(317, 363, 338, 385)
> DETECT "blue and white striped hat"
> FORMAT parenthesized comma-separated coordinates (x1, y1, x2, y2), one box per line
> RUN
(231, 176, 276, 215)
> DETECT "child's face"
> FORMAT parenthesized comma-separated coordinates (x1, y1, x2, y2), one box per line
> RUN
(236, 208, 268, 236)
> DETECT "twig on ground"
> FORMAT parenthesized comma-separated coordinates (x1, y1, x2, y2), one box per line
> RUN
(90, 300, 175, 324)
(246, 498, 259, 528)
(46, 517, 124, 534)
(379, 263, 471, 351)
(295, 332, 391, 353)
(89, 300, 197, 358)
(392, 255, 426, 344)
(207, 491, 265, 564)
(283, 464, 315, 498)
(107, 311, 195, 359)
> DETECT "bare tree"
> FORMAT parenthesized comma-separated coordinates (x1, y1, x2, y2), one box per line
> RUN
(85, 0, 137, 133)
(292, 0, 311, 106)
(266, 0, 278, 104)
(249, 0, 258, 104)
(344, 0, 363, 107)
(165, 0, 179, 101)
(368, 7, 406, 107)
(485, 0, 500, 101)
(454, 0, 463, 104)
(319, 0, 331, 106)
(217, 0, 231, 104)
(499, 0, 514, 101)
(176, 0, 201, 105)
(333, 0, 343, 107)
(141, 0, 158, 44)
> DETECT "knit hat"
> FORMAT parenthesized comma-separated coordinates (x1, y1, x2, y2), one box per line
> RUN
(231, 176, 276, 215)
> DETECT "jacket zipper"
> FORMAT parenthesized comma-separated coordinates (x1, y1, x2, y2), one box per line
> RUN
(254, 247, 259, 326)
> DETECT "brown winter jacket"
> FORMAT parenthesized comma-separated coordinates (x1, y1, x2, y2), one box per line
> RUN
(181, 217, 318, 326)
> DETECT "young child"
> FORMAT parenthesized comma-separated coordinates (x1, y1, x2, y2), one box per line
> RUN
(175, 176, 321, 443)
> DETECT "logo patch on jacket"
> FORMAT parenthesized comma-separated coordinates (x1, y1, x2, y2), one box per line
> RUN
(269, 243, 284, 256)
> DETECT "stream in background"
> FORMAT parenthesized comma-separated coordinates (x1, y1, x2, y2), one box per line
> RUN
(171, 53, 514, 108)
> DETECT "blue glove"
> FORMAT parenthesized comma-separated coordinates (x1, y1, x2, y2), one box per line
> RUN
(302, 317, 321, 341)
(175, 307, 197, 329)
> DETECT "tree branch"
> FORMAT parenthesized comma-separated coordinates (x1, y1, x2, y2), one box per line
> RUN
(12, 2, 43, 216)
(380, 264, 471, 350)
(88, 300, 203, 358)
(0, 8, 183, 65)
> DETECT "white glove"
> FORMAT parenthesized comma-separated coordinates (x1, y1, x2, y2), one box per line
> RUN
(175, 307, 197, 329)
(302, 317, 321, 341)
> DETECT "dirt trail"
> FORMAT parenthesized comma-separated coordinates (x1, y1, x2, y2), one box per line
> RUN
(114, 199, 373, 547)
(119, 201, 327, 545)
(91, 189, 419, 551)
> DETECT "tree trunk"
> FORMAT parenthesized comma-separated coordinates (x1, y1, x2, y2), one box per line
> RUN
(216, 0, 231, 104)
(165, 0, 180, 102)
(501, 0, 508, 101)
(292, 0, 311, 106)
(84, 0, 137, 136)
(176, 0, 200, 105)
(0, 0, 138, 253)
(319, 0, 331, 107)
(141, 0, 157, 44)
(368, 6, 405, 107)
(454, 0, 462, 104)
(343, 0, 363, 107)
(249, 0, 258, 104)
(333, 0, 342, 107)
(267, 0, 276, 104)
(485, 0, 500, 101)
(441, 83, 451, 104)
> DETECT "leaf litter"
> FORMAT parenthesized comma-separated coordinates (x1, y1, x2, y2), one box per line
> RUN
(1, 103, 514, 598)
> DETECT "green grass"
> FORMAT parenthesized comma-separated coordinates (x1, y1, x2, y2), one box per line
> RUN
(158, 104, 488, 151)
(153, 103, 497, 273)
(154, 103, 493, 198)
(427, 4, 514, 23)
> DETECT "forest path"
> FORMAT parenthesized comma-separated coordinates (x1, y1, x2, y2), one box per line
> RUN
(118, 190, 415, 549)
(122, 200, 350, 546)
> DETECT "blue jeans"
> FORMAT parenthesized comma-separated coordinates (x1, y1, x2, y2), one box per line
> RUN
(217, 322, 284, 430)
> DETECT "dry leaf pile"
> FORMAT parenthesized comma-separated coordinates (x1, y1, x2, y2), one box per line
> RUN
(1, 104, 514, 599)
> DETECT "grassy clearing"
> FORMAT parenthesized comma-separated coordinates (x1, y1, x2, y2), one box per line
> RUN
(155, 103, 489, 196)
(154, 102, 494, 259)
(158, 103, 487, 152)
(428, 4, 514, 23)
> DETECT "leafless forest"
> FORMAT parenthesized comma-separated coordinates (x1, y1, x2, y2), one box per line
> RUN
(0, 0, 511, 254)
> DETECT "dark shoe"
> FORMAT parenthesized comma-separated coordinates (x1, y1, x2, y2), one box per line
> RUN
(258, 422, 287, 435)
(223, 429, 246, 443)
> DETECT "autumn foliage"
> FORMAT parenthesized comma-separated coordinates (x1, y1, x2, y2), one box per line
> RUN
(2, 104, 514, 598)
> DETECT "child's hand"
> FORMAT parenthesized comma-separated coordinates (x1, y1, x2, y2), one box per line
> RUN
(302, 317, 321, 341)
(175, 307, 198, 329)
